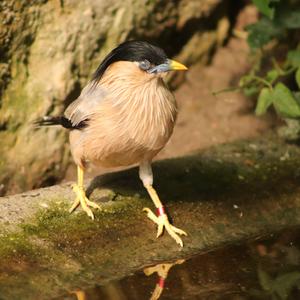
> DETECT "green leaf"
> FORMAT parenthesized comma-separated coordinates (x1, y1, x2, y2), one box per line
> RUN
(239, 75, 254, 87)
(246, 18, 283, 49)
(266, 69, 279, 82)
(287, 50, 300, 68)
(255, 88, 273, 115)
(244, 86, 259, 97)
(252, 0, 275, 19)
(293, 91, 300, 105)
(273, 272, 300, 299)
(258, 268, 273, 292)
(296, 68, 300, 89)
(273, 83, 300, 118)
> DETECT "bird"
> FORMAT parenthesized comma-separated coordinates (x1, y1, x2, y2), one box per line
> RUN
(37, 40, 188, 246)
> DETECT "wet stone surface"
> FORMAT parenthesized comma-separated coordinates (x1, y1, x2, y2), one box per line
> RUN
(59, 227, 300, 300)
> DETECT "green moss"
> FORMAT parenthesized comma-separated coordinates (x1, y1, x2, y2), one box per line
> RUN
(0, 194, 147, 275)
(19, 195, 148, 253)
(0, 230, 38, 261)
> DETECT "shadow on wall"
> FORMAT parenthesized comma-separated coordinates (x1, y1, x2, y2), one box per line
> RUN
(86, 138, 300, 208)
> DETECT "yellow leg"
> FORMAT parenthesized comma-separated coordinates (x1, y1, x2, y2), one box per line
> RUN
(144, 259, 185, 300)
(70, 290, 86, 300)
(143, 185, 187, 247)
(69, 165, 101, 220)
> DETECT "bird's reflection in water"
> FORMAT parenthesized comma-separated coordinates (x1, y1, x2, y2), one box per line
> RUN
(143, 260, 185, 300)
(70, 260, 184, 300)
(67, 227, 300, 300)
(71, 290, 86, 300)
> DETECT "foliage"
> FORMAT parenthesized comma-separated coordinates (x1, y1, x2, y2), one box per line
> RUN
(239, 0, 300, 121)
(255, 268, 300, 299)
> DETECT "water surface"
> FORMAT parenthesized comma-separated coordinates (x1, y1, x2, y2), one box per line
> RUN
(60, 227, 300, 299)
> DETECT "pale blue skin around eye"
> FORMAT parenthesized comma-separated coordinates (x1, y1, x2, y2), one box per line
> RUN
(148, 59, 171, 74)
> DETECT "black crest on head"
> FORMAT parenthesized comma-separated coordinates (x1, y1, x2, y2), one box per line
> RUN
(91, 40, 168, 84)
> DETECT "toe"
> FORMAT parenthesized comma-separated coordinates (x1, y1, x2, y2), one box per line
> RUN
(176, 237, 184, 247)
(142, 208, 186, 247)
(69, 198, 80, 213)
(156, 222, 164, 238)
(165, 223, 184, 247)
(84, 207, 94, 220)
(86, 199, 101, 210)
(81, 200, 95, 220)
(170, 225, 188, 236)
(170, 232, 184, 247)
(143, 207, 159, 224)
(167, 229, 183, 247)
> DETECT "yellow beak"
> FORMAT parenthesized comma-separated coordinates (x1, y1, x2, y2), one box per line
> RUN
(169, 59, 188, 71)
(148, 59, 188, 73)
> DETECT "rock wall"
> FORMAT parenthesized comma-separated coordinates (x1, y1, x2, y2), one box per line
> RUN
(0, 0, 229, 195)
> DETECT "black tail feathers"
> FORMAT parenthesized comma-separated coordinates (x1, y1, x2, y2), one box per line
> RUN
(34, 116, 88, 130)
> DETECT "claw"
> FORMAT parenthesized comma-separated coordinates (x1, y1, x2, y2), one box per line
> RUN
(86, 199, 101, 210)
(170, 225, 187, 236)
(70, 184, 101, 219)
(143, 207, 186, 247)
(84, 206, 95, 220)
(143, 207, 159, 223)
(69, 197, 80, 213)
(157, 222, 164, 238)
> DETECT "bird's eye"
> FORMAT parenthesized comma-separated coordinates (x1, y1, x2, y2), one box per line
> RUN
(139, 59, 151, 71)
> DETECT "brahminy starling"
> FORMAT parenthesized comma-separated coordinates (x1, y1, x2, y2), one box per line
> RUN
(38, 41, 188, 246)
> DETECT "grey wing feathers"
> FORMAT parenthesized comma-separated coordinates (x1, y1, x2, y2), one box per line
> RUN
(64, 83, 107, 126)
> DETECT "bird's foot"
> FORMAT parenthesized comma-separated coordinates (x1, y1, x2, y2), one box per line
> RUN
(143, 207, 187, 247)
(69, 184, 101, 220)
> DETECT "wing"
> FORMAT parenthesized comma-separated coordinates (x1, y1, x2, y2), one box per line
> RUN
(64, 83, 107, 127)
